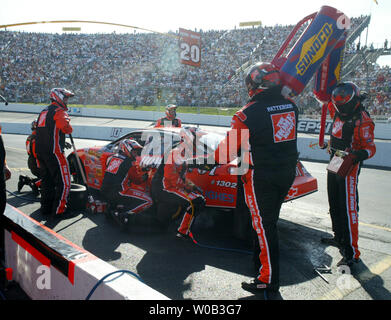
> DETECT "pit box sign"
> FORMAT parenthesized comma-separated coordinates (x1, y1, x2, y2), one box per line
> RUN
(179, 28, 201, 67)
(298, 119, 332, 134)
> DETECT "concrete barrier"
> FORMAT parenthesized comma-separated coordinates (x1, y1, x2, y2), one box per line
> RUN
(1, 120, 390, 169)
(297, 135, 391, 168)
(1, 103, 390, 138)
(2, 204, 169, 300)
(1, 103, 390, 169)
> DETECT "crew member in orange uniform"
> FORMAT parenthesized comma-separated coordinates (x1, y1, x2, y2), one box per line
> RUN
(35, 88, 74, 216)
(18, 120, 42, 195)
(151, 127, 205, 238)
(155, 104, 182, 128)
(101, 139, 153, 228)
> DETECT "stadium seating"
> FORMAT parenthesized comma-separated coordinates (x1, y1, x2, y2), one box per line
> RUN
(0, 15, 389, 117)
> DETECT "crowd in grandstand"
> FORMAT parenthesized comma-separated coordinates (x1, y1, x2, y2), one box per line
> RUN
(0, 14, 390, 117)
(350, 64, 391, 117)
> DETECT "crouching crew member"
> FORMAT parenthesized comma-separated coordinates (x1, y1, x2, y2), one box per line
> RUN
(36, 88, 74, 216)
(151, 127, 205, 238)
(18, 120, 41, 195)
(100, 139, 153, 228)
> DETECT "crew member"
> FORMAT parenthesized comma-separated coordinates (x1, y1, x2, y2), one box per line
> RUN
(100, 139, 153, 228)
(155, 104, 182, 128)
(151, 127, 205, 238)
(35, 88, 74, 216)
(323, 81, 376, 267)
(18, 120, 41, 195)
(210, 62, 298, 295)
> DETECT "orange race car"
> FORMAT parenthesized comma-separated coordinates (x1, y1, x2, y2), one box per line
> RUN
(67, 127, 318, 210)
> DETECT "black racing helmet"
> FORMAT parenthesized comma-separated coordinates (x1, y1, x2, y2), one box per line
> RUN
(119, 138, 143, 158)
(245, 62, 281, 98)
(331, 82, 362, 117)
(31, 120, 37, 131)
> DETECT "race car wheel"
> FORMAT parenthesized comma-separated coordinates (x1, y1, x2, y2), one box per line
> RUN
(68, 183, 88, 211)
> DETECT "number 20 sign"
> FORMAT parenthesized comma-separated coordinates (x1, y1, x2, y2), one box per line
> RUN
(179, 28, 201, 67)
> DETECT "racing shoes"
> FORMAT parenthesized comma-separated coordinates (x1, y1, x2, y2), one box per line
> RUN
(17, 175, 28, 192)
(175, 232, 191, 241)
(320, 235, 341, 247)
(111, 210, 135, 231)
(30, 183, 39, 196)
(336, 257, 360, 267)
(241, 279, 279, 293)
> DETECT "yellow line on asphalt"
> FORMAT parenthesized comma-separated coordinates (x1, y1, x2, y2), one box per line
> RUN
(360, 222, 391, 232)
(10, 168, 30, 172)
(317, 255, 391, 300)
(5, 146, 25, 152)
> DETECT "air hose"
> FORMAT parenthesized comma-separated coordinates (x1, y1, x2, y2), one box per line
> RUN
(6, 189, 40, 202)
(85, 269, 144, 300)
(184, 193, 252, 255)
(188, 232, 252, 255)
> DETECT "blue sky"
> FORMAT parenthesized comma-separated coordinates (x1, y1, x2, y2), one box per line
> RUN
(1, 0, 390, 65)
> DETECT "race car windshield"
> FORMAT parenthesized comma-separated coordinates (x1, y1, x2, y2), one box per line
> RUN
(198, 132, 225, 152)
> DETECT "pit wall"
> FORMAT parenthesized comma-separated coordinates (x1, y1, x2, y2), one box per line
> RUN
(2, 204, 169, 300)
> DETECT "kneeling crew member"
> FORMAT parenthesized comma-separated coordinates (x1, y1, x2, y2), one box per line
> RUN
(18, 120, 41, 195)
(151, 127, 205, 238)
(100, 139, 152, 227)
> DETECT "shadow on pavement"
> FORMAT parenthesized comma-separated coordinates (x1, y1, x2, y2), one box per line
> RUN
(80, 207, 334, 300)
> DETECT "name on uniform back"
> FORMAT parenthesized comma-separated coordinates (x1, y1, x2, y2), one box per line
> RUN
(267, 104, 293, 112)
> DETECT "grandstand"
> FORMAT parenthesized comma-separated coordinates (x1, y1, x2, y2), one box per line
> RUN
(0, 14, 390, 118)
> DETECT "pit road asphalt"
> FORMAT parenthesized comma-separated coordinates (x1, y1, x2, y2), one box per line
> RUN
(2, 113, 391, 301)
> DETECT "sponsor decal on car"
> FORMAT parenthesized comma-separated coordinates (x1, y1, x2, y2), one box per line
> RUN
(204, 190, 235, 203)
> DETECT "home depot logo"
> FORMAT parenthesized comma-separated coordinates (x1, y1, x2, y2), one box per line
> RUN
(296, 23, 333, 76)
(271, 111, 296, 143)
(106, 158, 123, 174)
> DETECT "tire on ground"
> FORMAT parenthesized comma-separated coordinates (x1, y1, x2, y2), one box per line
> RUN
(68, 183, 87, 211)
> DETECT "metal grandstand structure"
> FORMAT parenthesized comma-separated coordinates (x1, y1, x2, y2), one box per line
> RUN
(342, 15, 391, 80)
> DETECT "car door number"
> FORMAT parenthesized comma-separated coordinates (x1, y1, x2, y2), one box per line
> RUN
(215, 180, 237, 188)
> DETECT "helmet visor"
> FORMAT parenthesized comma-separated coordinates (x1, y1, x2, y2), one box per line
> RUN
(332, 84, 358, 116)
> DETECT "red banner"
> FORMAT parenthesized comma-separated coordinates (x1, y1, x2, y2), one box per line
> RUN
(179, 28, 201, 67)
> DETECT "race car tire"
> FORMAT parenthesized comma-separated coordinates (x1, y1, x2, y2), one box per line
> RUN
(68, 183, 88, 211)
